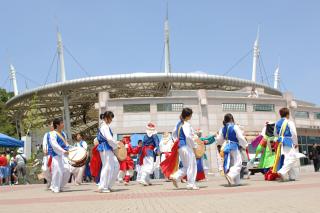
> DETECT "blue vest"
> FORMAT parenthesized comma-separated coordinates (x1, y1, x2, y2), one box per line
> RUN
(222, 124, 239, 143)
(46, 132, 52, 156)
(276, 118, 293, 147)
(222, 124, 239, 173)
(142, 134, 160, 157)
(176, 121, 187, 148)
(49, 131, 69, 157)
(97, 127, 113, 152)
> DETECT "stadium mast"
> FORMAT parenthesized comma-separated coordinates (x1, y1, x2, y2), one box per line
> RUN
(164, 3, 171, 74)
(9, 64, 19, 96)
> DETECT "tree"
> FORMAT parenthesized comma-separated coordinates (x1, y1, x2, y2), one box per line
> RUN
(22, 93, 45, 134)
(0, 88, 16, 137)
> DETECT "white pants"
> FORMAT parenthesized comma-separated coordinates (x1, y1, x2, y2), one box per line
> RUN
(135, 164, 142, 181)
(140, 156, 154, 183)
(41, 155, 51, 188)
(217, 150, 224, 172)
(172, 146, 197, 187)
(154, 156, 161, 179)
(203, 157, 209, 176)
(71, 165, 85, 184)
(50, 155, 70, 192)
(226, 149, 242, 185)
(278, 146, 299, 180)
(99, 150, 119, 190)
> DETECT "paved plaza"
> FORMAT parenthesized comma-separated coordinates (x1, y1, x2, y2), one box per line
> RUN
(0, 168, 320, 213)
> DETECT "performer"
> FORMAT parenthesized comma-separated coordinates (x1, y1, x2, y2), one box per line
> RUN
(48, 118, 70, 193)
(139, 122, 160, 186)
(135, 140, 143, 182)
(165, 108, 199, 190)
(194, 129, 215, 181)
(118, 135, 141, 185)
(71, 133, 88, 185)
(90, 138, 102, 184)
(97, 111, 120, 193)
(159, 132, 174, 164)
(274, 107, 299, 181)
(216, 113, 248, 186)
(41, 121, 54, 189)
(159, 132, 174, 181)
(249, 122, 278, 180)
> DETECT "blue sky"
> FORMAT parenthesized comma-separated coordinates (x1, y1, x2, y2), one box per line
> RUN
(0, 0, 319, 104)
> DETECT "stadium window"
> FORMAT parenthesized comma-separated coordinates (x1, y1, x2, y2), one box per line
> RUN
(123, 104, 150, 113)
(314, 112, 320, 120)
(295, 111, 309, 119)
(253, 104, 274, 112)
(222, 103, 246, 112)
(157, 103, 184, 112)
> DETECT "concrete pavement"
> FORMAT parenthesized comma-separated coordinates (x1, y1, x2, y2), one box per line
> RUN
(0, 169, 319, 213)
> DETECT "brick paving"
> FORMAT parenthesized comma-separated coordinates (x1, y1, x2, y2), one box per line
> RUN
(0, 170, 319, 213)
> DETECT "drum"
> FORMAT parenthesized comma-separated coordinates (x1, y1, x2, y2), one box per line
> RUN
(114, 142, 127, 161)
(68, 147, 88, 168)
(195, 138, 205, 158)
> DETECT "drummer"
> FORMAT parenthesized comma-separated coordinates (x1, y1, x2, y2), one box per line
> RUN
(170, 108, 199, 190)
(48, 117, 70, 193)
(118, 136, 142, 185)
(216, 113, 248, 186)
(42, 121, 54, 189)
(71, 133, 88, 185)
(139, 122, 160, 186)
(97, 111, 120, 193)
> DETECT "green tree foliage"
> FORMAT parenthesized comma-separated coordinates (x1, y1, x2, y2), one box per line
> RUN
(0, 88, 16, 136)
(22, 93, 45, 134)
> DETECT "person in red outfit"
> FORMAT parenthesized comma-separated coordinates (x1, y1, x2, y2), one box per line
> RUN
(90, 138, 102, 184)
(0, 152, 9, 185)
(118, 135, 141, 185)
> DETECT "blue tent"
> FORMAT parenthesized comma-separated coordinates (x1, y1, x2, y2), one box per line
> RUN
(0, 133, 24, 147)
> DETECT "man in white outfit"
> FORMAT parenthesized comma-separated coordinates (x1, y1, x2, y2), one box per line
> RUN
(216, 113, 248, 186)
(139, 122, 160, 186)
(42, 121, 54, 189)
(275, 107, 299, 181)
(170, 108, 199, 190)
(49, 118, 70, 193)
(97, 111, 120, 193)
(71, 133, 88, 185)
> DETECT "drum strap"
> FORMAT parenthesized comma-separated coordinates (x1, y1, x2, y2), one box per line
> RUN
(225, 125, 230, 141)
(272, 120, 288, 173)
(55, 131, 67, 145)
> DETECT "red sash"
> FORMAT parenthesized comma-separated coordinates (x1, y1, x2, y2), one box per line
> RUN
(138, 145, 155, 166)
(160, 124, 183, 178)
(47, 156, 52, 172)
(90, 144, 102, 177)
(160, 139, 179, 178)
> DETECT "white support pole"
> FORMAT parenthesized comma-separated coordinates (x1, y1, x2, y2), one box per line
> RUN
(164, 4, 171, 74)
(57, 30, 72, 141)
(252, 27, 260, 82)
(9, 64, 19, 96)
(274, 65, 280, 90)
